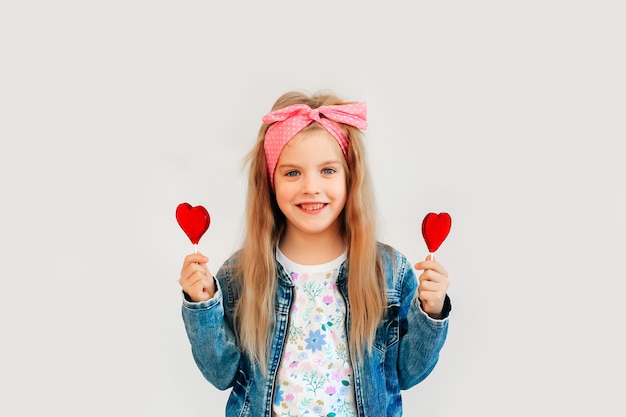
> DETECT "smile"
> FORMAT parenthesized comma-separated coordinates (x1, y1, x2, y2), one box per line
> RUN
(298, 203, 327, 212)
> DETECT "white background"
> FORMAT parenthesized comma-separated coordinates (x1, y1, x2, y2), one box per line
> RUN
(1, 1, 624, 416)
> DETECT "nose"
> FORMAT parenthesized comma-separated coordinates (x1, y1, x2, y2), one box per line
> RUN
(301, 173, 320, 194)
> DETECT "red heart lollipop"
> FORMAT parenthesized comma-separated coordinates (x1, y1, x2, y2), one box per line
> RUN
(422, 212, 452, 253)
(176, 203, 211, 246)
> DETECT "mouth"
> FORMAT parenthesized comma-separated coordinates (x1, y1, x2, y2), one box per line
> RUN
(297, 203, 327, 212)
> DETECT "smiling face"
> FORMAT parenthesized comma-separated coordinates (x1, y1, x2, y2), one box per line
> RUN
(273, 127, 347, 243)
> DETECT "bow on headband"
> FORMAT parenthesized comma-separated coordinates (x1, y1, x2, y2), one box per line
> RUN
(262, 102, 368, 189)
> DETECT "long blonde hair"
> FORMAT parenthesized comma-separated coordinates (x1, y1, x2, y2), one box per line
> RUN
(235, 90, 385, 373)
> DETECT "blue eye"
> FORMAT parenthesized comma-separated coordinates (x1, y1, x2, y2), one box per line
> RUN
(322, 168, 335, 175)
(285, 170, 299, 177)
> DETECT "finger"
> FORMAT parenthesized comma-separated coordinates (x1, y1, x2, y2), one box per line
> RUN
(414, 256, 436, 270)
(414, 258, 448, 276)
(181, 275, 204, 293)
(418, 270, 450, 296)
(180, 264, 204, 282)
(418, 278, 447, 294)
(180, 263, 209, 285)
(179, 269, 212, 299)
(188, 253, 208, 263)
(184, 252, 209, 265)
(191, 259, 210, 275)
(418, 281, 448, 305)
(418, 268, 447, 283)
(181, 253, 209, 274)
(420, 277, 450, 296)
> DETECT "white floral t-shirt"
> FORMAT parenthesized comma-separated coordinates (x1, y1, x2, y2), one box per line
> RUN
(273, 248, 357, 417)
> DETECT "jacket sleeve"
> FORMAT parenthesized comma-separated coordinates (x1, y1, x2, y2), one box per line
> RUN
(396, 254, 450, 390)
(181, 275, 242, 390)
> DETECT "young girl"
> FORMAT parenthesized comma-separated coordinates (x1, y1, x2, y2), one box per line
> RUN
(179, 90, 452, 416)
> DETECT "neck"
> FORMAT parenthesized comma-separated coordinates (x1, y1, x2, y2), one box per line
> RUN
(279, 227, 346, 265)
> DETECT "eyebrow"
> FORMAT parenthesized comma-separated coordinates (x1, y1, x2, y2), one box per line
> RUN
(320, 159, 343, 166)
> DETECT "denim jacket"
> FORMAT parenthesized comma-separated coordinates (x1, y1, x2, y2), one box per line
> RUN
(182, 243, 451, 417)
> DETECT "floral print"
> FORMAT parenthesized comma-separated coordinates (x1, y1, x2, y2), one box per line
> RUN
(304, 329, 327, 353)
(273, 249, 356, 417)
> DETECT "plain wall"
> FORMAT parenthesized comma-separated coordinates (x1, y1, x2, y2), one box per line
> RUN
(2, 1, 624, 416)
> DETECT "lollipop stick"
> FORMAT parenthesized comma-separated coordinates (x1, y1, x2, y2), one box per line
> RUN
(194, 244, 198, 254)
(430, 252, 435, 261)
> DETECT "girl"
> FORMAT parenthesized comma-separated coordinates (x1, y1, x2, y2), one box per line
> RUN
(179, 90, 451, 416)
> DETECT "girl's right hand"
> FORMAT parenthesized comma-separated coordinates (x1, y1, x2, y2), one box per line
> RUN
(179, 252, 216, 302)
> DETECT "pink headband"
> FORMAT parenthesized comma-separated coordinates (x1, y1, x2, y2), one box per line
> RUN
(262, 102, 368, 189)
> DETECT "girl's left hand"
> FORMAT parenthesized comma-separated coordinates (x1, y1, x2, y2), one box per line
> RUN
(414, 255, 450, 319)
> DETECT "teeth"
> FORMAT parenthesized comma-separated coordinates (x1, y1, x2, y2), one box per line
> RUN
(300, 203, 324, 211)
